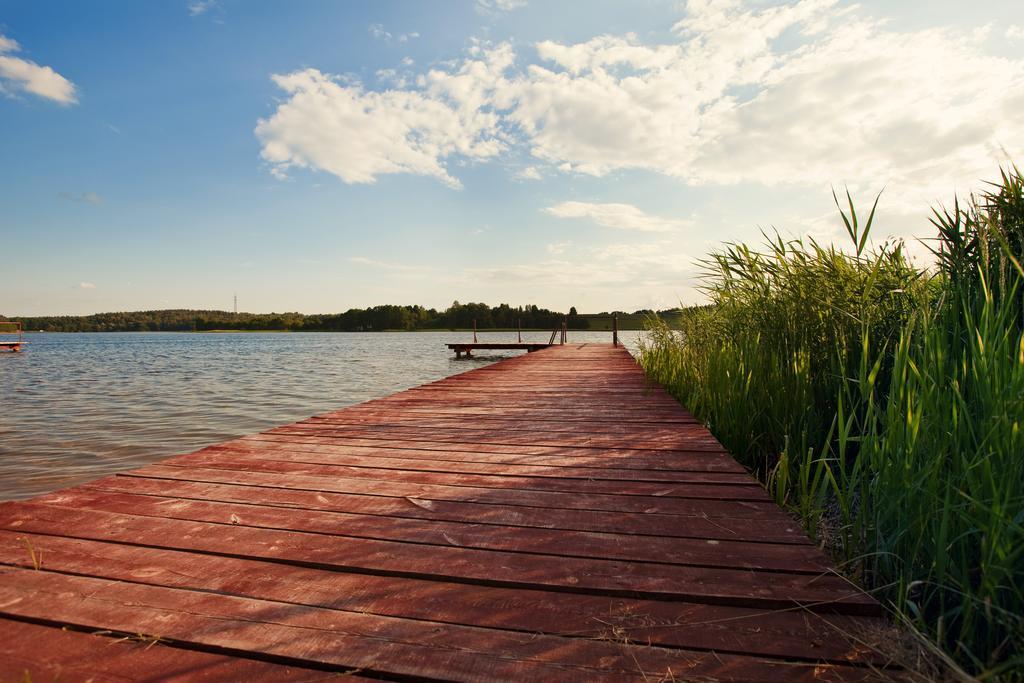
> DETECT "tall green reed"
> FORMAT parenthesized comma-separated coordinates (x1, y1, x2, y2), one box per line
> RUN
(642, 190, 922, 478)
(640, 167, 1024, 678)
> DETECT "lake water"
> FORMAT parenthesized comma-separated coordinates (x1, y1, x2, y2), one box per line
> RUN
(0, 330, 643, 501)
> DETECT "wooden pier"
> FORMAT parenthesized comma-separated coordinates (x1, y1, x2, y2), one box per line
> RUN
(445, 317, 572, 357)
(446, 341, 552, 357)
(0, 320, 24, 352)
(0, 344, 899, 681)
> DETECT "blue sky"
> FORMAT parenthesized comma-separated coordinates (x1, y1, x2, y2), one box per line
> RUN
(2, 0, 1023, 316)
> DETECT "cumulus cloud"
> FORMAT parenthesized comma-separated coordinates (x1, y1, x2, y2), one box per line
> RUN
(0, 34, 77, 105)
(545, 201, 688, 232)
(59, 191, 103, 205)
(78, 282, 96, 289)
(509, 0, 1023, 217)
(255, 0, 1024, 215)
(256, 45, 514, 188)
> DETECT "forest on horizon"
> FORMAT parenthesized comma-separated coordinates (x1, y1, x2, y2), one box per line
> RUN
(1, 301, 683, 333)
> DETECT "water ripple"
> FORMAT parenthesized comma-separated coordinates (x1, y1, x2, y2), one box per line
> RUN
(0, 330, 638, 500)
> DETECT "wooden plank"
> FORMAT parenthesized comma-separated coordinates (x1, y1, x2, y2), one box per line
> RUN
(0, 532, 894, 666)
(327, 407, 700, 423)
(240, 433, 741, 468)
(31, 488, 832, 571)
(0, 618, 343, 682)
(387, 393, 680, 403)
(256, 427, 727, 452)
(303, 415, 708, 434)
(193, 441, 750, 482)
(384, 399, 674, 410)
(353, 395, 692, 407)
(123, 464, 784, 517)
(269, 423, 725, 451)
(159, 451, 770, 501)
(276, 417, 716, 432)
(78, 475, 813, 543)
(0, 567, 884, 682)
(0, 502, 880, 614)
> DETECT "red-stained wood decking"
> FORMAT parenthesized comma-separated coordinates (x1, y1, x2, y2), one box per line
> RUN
(0, 344, 900, 682)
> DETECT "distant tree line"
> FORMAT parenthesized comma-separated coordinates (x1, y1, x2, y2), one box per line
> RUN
(2, 302, 683, 333)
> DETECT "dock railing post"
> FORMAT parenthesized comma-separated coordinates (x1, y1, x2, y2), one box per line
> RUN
(518, 319, 522, 343)
(561, 319, 567, 345)
(473, 319, 478, 344)
(613, 315, 618, 346)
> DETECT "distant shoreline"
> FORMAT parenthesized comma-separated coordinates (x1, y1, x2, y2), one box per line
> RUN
(20, 326, 651, 334)
(2, 304, 679, 334)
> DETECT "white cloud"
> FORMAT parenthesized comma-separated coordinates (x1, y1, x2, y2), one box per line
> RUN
(344, 239, 696, 310)
(544, 201, 688, 232)
(78, 282, 96, 289)
(349, 256, 432, 275)
(505, 0, 1024, 217)
(461, 240, 694, 309)
(59, 191, 103, 206)
(369, 24, 419, 44)
(514, 165, 542, 181)
(375, 68, 407, 87)
(1008, 25, 1024, 42)
(476, 0, 527, 14)
(188, 0, 218, 16)
(369, 23, 392, 41)
(0, 34, 77, 105)
(254, 1, 1024, 216)
(592, 242, 692, 280)
(256, 46, 513, 188)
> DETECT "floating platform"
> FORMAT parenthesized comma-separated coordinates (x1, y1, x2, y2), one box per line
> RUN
(0, 321, 24, 352)
(0, 344, 900, 681)
(446, 341, 552, 357)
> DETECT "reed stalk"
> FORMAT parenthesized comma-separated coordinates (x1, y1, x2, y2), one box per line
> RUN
(640, 167, 1024, 679)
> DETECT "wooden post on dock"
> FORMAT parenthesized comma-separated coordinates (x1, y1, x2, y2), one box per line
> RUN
(517, 319, 522, 343)
(613, 315, 619, 346)
(473, 319, 478, 343)
(561, 319, 567, 345)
